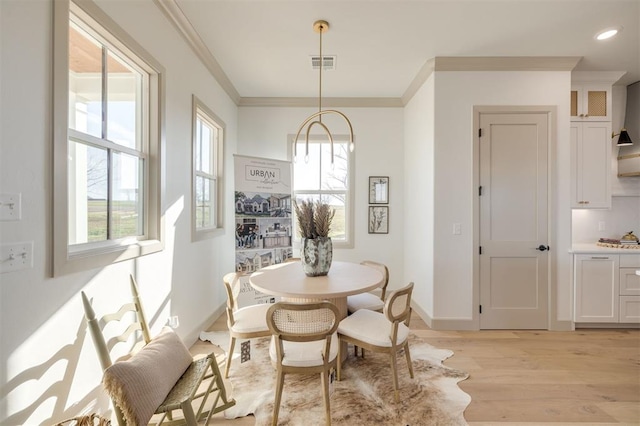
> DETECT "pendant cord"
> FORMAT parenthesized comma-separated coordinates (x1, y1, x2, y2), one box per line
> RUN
(318, 25, 323, 123)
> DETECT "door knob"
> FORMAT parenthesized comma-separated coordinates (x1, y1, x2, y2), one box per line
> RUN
(535, 245, 550, 251)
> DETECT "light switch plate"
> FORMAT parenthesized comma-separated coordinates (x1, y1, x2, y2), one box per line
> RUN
(0, 193, 21, 221)
(1, 242, 33, 273)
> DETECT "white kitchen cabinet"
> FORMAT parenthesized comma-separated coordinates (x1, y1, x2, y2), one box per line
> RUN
(570, 121, 612, 208)
(570, 84, 611, 121)
(574, 253, 640, 324)
(619, 255, 640, 323)
(574, 254, 619, 323)
(619, 296, 640, 323)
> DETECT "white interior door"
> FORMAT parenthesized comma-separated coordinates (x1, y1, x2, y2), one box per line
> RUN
(479, 112, 549, 329)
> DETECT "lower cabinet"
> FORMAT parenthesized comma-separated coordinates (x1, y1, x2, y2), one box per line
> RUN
(574, 253, 640, 324)
(619, 255, 640, 323)
(574, 254, 619, 323)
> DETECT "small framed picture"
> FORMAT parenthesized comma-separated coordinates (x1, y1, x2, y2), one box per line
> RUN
(368, 206, 389, 234)
(369, 176, 389, 204)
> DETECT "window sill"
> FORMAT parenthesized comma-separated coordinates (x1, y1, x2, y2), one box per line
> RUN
(54, 239, 163, 277)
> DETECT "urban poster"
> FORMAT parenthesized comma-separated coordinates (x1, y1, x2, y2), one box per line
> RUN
(233, 155, 293, 306)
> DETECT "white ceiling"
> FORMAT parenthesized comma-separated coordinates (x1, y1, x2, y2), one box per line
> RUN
(170, 0, 640, 101)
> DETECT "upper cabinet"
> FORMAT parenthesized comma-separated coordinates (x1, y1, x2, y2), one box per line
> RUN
(570, 72, 625, 209)
(570, 84, 611, 121)
(570, 121, 612, 208)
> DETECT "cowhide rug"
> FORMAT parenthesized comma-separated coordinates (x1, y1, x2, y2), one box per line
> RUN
(200, 332, 470, 425)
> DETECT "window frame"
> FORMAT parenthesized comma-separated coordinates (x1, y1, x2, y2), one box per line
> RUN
(53, 0, 165, 276)
(191, 95, 225, 241)
(289, 134, 355, 249)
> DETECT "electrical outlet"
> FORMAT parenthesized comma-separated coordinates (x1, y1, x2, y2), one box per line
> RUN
(0, 242, 33, 273)
(453, 223, 462, 235)
(598, 221, 606, 231)
(167, 316, 180, 328)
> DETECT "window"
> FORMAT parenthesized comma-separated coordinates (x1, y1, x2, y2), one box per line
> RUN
(53, 0, 164, 275)
(291, 136, 354, 248)
(192, 96, 224, 239)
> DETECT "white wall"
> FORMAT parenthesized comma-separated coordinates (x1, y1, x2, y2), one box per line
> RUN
(572, 196, 640, 243)
(237, 106, 406, 286)
(428, 71, 573, 325)
(0, 0, 238, 423)
(403, 76, 436, 319)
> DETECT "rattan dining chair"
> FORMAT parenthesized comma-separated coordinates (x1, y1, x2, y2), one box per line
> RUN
(222, 272, 272, 378)
(346, 260, 389, 314)
(266, 301, 340, 426)
(337, 282, 415, 402)
(82, 275, 235, 426)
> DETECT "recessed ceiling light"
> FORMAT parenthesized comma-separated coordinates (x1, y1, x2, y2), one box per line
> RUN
(595, 26, 622, 41)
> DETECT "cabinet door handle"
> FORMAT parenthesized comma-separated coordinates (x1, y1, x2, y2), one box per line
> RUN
(590, 256, 609, 260)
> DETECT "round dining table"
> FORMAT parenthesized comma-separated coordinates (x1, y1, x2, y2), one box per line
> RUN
(249, 260, 384, 320)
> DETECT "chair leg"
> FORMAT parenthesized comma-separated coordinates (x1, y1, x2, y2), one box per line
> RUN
(225, 336, 236, 378)
(272, 370, 285, 426)
(181, 401, 198, 426)
(404, 343, 414, 379)
(389, 350, 400, 403)
(337, 342, 342, 381)
(321, 369, 331, 426)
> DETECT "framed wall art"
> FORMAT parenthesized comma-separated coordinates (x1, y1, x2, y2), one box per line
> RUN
(369, 176, 389, 204)
(368, 206, 389, 234)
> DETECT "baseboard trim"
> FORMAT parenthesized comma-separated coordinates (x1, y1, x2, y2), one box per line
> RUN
(184, 303, 226, 346)
(412, 304, 478, 330)
(575, 322, 640, 329)
(413, 304, 577, 331)
(550, 320, 574, 331)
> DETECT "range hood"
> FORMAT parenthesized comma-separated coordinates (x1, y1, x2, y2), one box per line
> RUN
(617, 81, 640, 177)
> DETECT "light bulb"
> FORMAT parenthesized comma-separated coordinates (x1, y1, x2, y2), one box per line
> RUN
(349, 142, 355, 152)
(304, 155, 309, 163)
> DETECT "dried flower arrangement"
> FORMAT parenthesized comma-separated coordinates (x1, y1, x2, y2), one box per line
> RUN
(293, 200, 335, 239)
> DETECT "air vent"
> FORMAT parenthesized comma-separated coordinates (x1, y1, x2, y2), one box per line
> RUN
(310, 55, 336, 70)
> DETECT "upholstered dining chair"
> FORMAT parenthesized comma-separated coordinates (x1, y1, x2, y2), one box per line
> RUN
(337, 282, 415, 402)
(222, 272, 272, 378)
(346, 260, 389, 314)
(266, 301, 340, 426)
(82, 275, 235, 426)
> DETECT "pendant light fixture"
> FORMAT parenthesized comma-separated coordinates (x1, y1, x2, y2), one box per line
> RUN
(612, 128, 634, 146)
(293, 20, 354, 165)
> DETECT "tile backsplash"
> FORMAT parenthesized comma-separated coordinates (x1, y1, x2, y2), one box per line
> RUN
(572, 196, 640, 243)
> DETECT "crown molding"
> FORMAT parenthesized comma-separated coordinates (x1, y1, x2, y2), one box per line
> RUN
(402, 58, 435, 105)
(571, 70, 627, 84)
(401, 56, 582, 105)
(238, 97, 403, 108)
(153, 0, 241, 104)
(146, 6, 585, 109)
(433, 56, 582, 72)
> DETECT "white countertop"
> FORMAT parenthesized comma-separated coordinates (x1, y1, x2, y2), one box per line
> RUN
(570, 243, 640, 254)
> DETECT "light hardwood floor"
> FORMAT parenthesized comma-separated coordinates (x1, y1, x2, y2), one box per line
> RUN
(193, 313, 640, 425)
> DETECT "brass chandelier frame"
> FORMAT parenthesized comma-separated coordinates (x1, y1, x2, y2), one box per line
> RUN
(293, 20, 354, 165)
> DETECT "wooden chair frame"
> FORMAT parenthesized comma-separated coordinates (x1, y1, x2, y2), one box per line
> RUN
(267, 301, 340, 426)
(337, 282, 415, 402)
(346, 260, 390, 314)
(82, 275, 235, 426)
(222, 272, 271, 378)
